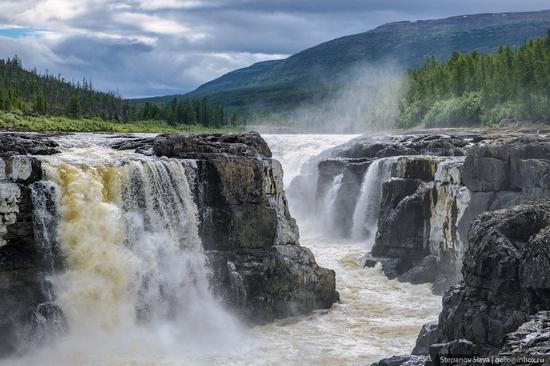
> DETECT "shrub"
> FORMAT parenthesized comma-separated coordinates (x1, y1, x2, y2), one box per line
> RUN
(421, 92, 484, 128)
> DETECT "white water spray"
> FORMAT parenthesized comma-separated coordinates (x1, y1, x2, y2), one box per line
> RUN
(351, 158, 396, 245)
(320, 173, 344, 236)
(7, 134, 441, 366)
(13, 154, 242, 364)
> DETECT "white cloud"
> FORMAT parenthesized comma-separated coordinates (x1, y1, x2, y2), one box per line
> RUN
(113, 11, 208, 41)
(137, 0, 211, 10)
(0, 0, 548, 97)
(20, 0, 90, 24)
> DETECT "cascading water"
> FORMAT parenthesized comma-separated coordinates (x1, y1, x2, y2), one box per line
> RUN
(120, 159, 236, 341)
(6, 147, 241, 365)
(320, 173, 344, 236)
(350, 157, 396, 245)
(8, 134, 441, 366)
(46, 157, 239, 338)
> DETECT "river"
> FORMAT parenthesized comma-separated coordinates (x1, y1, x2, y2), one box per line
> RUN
(6, 133, 441, 366)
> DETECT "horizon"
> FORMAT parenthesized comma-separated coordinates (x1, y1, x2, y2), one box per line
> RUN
(0, 1, 549, 99)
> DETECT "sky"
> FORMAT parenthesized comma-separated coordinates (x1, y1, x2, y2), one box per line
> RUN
(0, 0, 549, 98)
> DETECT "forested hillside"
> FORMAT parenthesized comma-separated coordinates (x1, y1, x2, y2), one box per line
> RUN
(0, 56, 123, 119)
(399, 31, 550, 127)
(137, 10, 550, 116)
(0, 57, 237, 129)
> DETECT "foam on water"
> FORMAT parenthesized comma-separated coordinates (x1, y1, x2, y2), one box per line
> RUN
(6, 133, 441, 366)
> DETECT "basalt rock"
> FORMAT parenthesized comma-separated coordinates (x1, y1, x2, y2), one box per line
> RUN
(370, 155, 467, 290)
(307, 130, 550, 297)
(0, 152, 61, 357)
(153, 131, 272, 159)
(438, 201, 550, 350)
(153, 132, 338, 323)
(413, 321, 439, 356)
(0, 133, 60, 156)
(370, 355, 430, 366)
(499, 311, 550, 358)
(374, 200, 550, 365)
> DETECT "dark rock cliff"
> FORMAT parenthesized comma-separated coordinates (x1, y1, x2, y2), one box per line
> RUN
(0, 134, 61, 356)
(295, 129, 550, 365)
(152, 132, 338, 323)
(0, 132, 338, 357)
(295, 130, 550, 294)
(373, 200, 550, 366)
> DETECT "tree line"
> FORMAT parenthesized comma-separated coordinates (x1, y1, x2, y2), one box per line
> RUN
(0, 56, 239, 127)
(398, 31, 550, 128)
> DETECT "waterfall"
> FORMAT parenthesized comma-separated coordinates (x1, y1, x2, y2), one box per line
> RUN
(350, 158, 395, 245)
(320, 173, 344, 236)
(26, 181, 65, 347)
(39, 157, 239, 346)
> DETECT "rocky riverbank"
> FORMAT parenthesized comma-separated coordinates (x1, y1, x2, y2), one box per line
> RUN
(150, 132, 338, 323)
(0, 132, 337, 357)
(287, 127, 550, 365)
(291, 128, 550, 293)
(374, 200, 550, 365)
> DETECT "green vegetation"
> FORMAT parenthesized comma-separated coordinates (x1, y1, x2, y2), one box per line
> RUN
(0, 111, 243, 133)
(138, 10, 550, 117)
(399, 31, 550, 128)
(0, 56, 241, 132)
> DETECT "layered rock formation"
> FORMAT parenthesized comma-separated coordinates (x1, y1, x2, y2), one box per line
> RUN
(0, 134, 62, 356)
(374, 200, 550, 365)
(293, 130, 550, 293)
(152, 132, 338, 322)
(0, 132, 338, 357)
(293, 129, 550, 365)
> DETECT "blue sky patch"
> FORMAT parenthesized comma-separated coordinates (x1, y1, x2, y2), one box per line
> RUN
(0, 28, 33, 39)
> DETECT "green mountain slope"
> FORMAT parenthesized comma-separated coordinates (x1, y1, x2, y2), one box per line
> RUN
(136, 9, 550, 115)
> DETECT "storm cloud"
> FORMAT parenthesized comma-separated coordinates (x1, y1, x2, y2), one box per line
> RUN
(0, 0, 548, 97)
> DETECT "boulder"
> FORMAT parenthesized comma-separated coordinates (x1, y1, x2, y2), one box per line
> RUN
(413, 321, 439, 356)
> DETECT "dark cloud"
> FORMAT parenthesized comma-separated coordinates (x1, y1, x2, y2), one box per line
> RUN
(0, 0, 548, 97)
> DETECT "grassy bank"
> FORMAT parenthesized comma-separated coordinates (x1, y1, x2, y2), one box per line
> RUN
(0, 112, 245, 134)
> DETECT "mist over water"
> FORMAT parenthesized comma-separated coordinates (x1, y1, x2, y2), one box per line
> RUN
(7, 133, 441, 366)
(254, 63, 404, 133)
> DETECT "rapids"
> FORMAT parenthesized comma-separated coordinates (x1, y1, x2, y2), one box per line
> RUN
(6, 133, 441, 366)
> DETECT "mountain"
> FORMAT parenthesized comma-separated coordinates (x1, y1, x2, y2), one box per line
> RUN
(134, 9, 550, 115)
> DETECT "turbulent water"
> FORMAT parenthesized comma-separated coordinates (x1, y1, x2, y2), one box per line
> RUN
(7, 133, 441, 366)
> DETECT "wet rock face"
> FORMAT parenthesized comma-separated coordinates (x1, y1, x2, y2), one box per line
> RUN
(153, 131, 272, 159)
(0, 133, 60, 156)
(304, 134, 476, 292)
(0, 154, 52, 356)
(436, 201, 550, 352)
(154, 132, 338, 323)
(499, 311, 550, 357)
(366, 155, 468, 291)
(309, 130, 550, 295)
(370, 355, 430, 366)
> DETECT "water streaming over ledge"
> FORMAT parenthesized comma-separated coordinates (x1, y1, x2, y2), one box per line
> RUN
(351, 157, 396, 245)
(7, 133, 441, 366)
